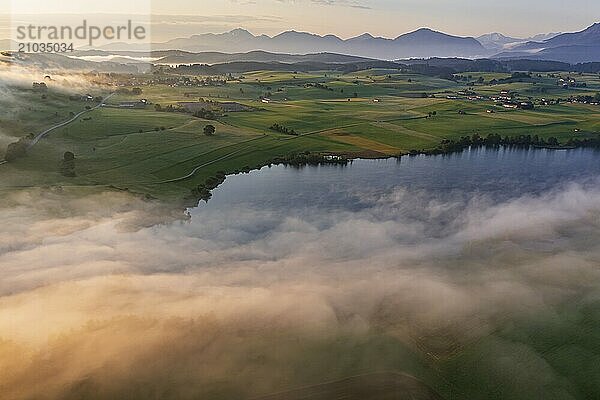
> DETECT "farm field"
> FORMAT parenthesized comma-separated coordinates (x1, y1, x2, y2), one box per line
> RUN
(2, 69, 600, 202)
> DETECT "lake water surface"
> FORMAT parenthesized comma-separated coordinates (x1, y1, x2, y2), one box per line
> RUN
(195, 146, 600, 214)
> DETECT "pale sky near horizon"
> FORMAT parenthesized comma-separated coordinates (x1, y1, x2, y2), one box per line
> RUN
(2, 0, 600, 39)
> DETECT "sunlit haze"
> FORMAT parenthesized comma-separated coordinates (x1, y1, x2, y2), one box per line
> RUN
(2, 0, 600, 40)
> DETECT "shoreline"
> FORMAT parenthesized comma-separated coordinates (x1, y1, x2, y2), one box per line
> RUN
(183, 142, 598, 207)
(2, 138, 597, 210)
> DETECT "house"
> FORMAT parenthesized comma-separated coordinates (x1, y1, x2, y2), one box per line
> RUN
(519, 101, 534, 110)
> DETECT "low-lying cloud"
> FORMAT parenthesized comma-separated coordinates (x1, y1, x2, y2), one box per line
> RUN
(0, 181, 599, 399)
(0, 61, 103, 95)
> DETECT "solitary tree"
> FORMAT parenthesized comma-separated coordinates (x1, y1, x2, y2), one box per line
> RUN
(61, 151, 76, 177)
(63, 151, 75, 161)
(204, 124, 216, 136)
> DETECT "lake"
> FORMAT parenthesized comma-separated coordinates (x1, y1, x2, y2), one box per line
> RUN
(195, 146, 600, 214)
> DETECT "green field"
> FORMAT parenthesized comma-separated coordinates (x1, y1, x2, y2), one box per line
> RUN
(2, 70, 600, 202)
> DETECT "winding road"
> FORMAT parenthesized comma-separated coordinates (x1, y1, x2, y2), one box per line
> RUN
(29, 93, 115, 147)
(0, 93, 115, 165)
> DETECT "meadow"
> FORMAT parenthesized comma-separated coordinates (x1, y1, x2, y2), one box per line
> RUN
(2, 69, 599, 202)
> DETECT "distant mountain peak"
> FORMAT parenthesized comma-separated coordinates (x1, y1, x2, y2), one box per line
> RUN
(477, 32, 524, 50)
(397, 27, 467, 41)
(228, 28, 253, 37)
(403, 27, 437, 37)
(479, 32, 519, 40)
(275, 30, 320, 38)
(356, 33, 374, 39)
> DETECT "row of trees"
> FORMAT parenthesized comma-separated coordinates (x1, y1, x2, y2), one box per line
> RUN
(305, 82, 334, 92)
(565, 136, 600, 148)
(414, 133, 568, 156)
(155, 103, 219, 120)
(116, 87, 143, 95)
(188, 171, 226, 202)
(570, 93, 600, 103)
(269, 123, 297, 136)
(273, 152, 348, 167)
(193, 108, 218, 120)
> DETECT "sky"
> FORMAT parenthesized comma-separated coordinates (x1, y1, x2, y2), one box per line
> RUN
(2, 0, 600, 40)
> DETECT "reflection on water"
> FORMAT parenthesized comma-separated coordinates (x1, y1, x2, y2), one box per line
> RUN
(195, 147, 600, 215)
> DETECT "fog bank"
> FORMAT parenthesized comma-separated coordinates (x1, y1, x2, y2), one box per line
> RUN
(0, 182, 599, 399)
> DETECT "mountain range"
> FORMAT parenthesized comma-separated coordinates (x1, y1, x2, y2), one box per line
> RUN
(94, 23, 599, 63)
(2, 22, 599, 64)
(101, 28, 487, 60)
(494, 23, 600, 63)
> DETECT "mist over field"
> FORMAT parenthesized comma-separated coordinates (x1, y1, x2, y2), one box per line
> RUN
(1, 180, 599, 399)
(0, 62, 108, 158)
(0, 63, 101, 93)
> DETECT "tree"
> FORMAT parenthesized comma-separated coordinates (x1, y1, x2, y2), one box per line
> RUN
(194, 108, 216, 120)
(4, 135, 33, 162)
(5, 142, 26, 161)
(63, 151, 75, 161)
(204, 124, 216, 136)
(61, 151, 76, 177)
